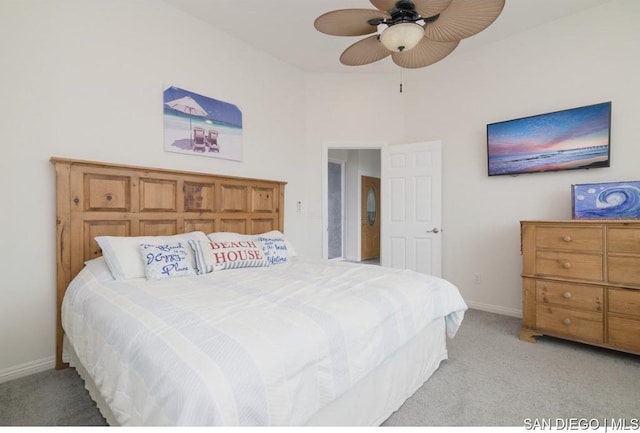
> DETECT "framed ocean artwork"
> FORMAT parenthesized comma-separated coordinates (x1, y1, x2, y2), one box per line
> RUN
(572, 181, 640, 219)
(163, 86, 243, 161)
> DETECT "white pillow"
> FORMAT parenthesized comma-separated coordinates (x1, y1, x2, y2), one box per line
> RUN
(83, 257, 116, 283)
(95, 231, 208, 280)
(189, 239, 270, 274)
(206, 232, 244, 243)
(139, 242, 197, 281)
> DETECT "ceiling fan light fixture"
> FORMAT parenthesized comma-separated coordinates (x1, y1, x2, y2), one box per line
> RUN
(379, 22, 424, 52)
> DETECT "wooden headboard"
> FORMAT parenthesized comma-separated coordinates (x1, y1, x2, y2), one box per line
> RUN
(52, 157, 286, 368)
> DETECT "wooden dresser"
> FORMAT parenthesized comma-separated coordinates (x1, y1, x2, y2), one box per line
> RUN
(520, 220, 640, 355)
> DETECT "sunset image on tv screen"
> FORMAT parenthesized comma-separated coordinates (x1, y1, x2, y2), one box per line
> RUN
(487, 102, 611, 176)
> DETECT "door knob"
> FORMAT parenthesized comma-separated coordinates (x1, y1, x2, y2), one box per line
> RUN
(426, 228, 440, 234)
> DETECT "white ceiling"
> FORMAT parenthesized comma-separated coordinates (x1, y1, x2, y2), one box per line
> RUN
(161, 0, 612, 73)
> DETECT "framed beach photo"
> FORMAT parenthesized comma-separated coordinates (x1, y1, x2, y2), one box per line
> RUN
(163, 86, 243, 161)
(572, 180, 640, 219)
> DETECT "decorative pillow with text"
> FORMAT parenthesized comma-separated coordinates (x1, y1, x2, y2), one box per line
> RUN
(189, 239, 270, 274)
(256, 236, 289, 265)
(139, 242, 197, 280)
(257, 230, 297, 257)
(206, 230, 298, 258)
(96, 231, 208, 280)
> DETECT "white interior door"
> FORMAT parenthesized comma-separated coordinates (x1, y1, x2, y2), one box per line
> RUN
(381, 141, 442, 276)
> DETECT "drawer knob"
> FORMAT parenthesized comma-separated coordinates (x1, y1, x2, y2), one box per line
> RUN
(563, 236, 572, 242)
(563, 291, 572, 299)
(563, 318, 572, 326)
(562, 262, 571, 269)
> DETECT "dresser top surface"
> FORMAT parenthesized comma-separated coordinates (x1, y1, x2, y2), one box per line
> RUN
(521, 220, 640, 224)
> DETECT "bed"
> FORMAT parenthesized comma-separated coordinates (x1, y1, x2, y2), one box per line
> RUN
(52, 158, 467, 426)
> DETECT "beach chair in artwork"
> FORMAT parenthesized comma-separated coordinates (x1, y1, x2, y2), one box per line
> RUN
(206, 129, 219, 152)
(192, 127, 206, 152)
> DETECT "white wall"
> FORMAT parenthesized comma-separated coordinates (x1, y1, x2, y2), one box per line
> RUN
(305, 73, 403, 260)
(304, 1, 640, 316)
(0, 0, 308, 378)
(2, 0, 639, 379)
(403, 1, 640, 315)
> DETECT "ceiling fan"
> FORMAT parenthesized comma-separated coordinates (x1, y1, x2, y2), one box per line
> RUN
(314, 0, 506, 69)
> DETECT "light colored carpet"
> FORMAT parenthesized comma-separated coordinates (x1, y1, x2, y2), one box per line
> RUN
(383, 309, 640, 426)
(0, 365, 107, 426)
(1, 309, 638, 426)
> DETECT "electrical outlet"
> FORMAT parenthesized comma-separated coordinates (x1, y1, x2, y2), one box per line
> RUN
(473, 273, 481, 285)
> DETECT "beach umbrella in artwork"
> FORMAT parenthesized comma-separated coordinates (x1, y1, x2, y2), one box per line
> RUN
(165, 96, 208, 147)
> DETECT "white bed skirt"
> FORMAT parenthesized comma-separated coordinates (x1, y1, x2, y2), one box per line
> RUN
(65, 317, 447, 426)
(65, 337, 119, 426)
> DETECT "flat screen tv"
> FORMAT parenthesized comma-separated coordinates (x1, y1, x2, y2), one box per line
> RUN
(487, 101, 611, 176)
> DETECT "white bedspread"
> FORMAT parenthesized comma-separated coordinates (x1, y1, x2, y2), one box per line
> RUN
(62, 257, 467, 426)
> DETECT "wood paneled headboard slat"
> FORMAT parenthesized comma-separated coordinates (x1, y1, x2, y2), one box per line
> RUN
(51, 157, 286, 369)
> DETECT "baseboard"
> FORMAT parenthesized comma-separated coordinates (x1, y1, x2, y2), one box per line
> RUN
(0, 356, 55, 384)
(466, 300, 522, 318)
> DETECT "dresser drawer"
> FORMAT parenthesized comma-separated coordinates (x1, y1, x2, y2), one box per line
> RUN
(522, 220, 640, 355)
(535, 226, 603, 252)
(608, 316, 640, 353)
(607, 227, 640, 254)
(608, 256, 640, 286)
(536, 280, 603, 312)
(608, 288, 640, 318)
(536, 305, 603, 344)
(534, 251, 603, 281)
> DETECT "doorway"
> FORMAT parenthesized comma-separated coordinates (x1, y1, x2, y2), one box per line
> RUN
(323, 140, 442, 275)
(324, 146, 381, 262)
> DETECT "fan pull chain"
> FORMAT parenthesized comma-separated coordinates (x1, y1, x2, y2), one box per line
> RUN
(400, 69, 403, 93)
